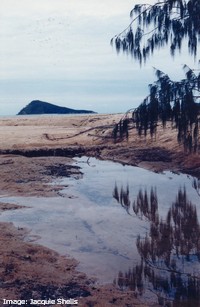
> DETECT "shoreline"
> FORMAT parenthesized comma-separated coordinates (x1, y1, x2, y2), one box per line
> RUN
(0, 113, 199, 178)
(0, 113, 198, 306)
(0, 203, 151, 307)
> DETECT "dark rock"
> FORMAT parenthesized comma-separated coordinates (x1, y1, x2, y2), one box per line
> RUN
(17, 100, 96, 115)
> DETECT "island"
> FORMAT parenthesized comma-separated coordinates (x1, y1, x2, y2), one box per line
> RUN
(17, 100, 96, 115)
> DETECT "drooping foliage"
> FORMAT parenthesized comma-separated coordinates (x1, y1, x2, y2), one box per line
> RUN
(111, 0, 200, 63)
(133, 65, 200, 152)
(113, 185, 200, 305)
(111, 0, 200, 152)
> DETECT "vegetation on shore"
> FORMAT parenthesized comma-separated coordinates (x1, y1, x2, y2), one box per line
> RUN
(111, 0, 200, 153)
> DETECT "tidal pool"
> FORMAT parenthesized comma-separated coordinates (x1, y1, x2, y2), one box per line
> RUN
(0, 156, 200, 306)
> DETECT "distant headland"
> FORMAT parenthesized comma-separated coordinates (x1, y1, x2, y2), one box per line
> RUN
(17, 100, 96, 115)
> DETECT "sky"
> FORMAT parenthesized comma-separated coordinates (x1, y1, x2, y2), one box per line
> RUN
(0, 0, 197, 115)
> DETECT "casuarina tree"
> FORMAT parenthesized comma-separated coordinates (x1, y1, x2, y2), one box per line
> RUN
(111, 0, 200, 153)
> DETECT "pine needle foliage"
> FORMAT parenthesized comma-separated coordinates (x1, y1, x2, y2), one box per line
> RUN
(133, 65, 200, 152)
(111, 0, 200, 62)
(111, 0, 200, 153)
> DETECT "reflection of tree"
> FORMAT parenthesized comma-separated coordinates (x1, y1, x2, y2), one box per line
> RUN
(133, 187, 159, 224)
(113, 185, 200, 306)
(168, 188, 200, 261)
(193, 178, 200, 197)
(114, 262, 144, 296)
(115, 259, 200, 307)
(113, 183, 131, 215)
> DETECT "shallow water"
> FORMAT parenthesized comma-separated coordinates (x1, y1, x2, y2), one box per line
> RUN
(0, 156, 200, 305)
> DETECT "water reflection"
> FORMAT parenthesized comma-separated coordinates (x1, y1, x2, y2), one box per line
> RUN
(113, 183, 131, 215)
(113, 185, 200, 306)
(1, 157, 199, 304)
(193, 178, 200, 197)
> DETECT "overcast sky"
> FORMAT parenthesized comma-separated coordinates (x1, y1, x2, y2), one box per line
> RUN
(0, 0, 196, 115)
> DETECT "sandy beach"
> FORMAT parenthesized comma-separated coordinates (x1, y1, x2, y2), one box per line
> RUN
(0, 113, 199, 306)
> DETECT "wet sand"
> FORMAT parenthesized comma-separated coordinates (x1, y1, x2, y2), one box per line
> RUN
(0, 113, 198, 306)
(0, 208, 148, 307)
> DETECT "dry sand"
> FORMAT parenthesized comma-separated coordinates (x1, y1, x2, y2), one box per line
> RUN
(0, 113, 199, 306)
